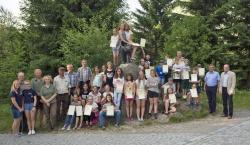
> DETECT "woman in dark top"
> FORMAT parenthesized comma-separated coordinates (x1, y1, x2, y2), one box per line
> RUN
(10, 80, 23, 137)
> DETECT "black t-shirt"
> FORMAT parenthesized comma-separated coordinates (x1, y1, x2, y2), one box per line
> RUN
(9, 89, 23, 109)
(105, 69, 114, 87)
(22, 89, 37, 104)
(80, 90, 90, 100)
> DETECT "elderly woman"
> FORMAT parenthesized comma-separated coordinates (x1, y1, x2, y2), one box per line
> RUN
(40, 75, 57, 130)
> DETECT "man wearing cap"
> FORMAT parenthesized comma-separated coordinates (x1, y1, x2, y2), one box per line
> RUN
(53, 67, 69, 122)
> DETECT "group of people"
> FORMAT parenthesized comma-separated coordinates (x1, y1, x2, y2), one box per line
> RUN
(10, 50, 236, 137)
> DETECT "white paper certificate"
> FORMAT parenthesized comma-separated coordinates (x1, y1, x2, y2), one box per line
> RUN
(169, 94, 177, 103)
(190, 88, 198, 98)
(116, 81, 124, 92)
(163, 65, 168, 73)
(126, 90, 134, 99)
(137, 89, 146, 99)
(198, 68, 205, 77)
(84, 105, 92, 116)
(182, 71, 189, 80)
(107, 105, 114, 116)
(110, 36, 118, 48)
(191, 74, 198, 82)
(67, 105, 75, 115)
(173, 72, 180, 79)
(76, 106, 83, 116)
(145, 69, 151, 78)
(140, 38, 146, 47)
(167, 59, 173, 66)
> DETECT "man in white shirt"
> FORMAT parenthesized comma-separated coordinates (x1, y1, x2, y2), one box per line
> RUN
(54, 67, 69, 122)
(219, 64, 236, 119)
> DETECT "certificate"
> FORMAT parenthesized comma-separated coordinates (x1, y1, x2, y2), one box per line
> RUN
(137, 89, 146, 99)
(126, 90, 134, 99)
(191, 74, 198, 82)
(76, 106, 83, 116)
(84, 105, 92, 116)
(198, 68, 205, 77)
(167, 59, 173, 66)
(116, 81, 124, 92)
(145, 69, 151, 78)
(190, 88, 198, 98)
(67, 105, 75, 115)
(182, 71, 189, 80)
(110, 36, 118, 47)
(162, 65, 168, 73)
(150, 66, 155, 70)
(173, 72, 180, 79)
(107, 105, 114, 116)
(169, 94, 177, 103)
(140, 38, 146, 47)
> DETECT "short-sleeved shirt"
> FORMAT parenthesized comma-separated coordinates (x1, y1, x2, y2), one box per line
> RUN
(40, 85, 56, 103)
(10, 90, 23, 110)
(31, 78, 43, 95)
(22, 89, 37, 104)
(92, 73, 103, 87)
(88, 92, 102, 103)
(156, 65, 165, 78)
(146, 77, 160, 93)
(205, 71, 220, 87)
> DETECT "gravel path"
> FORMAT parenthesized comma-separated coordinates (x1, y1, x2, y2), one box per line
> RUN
(1, 111, 250, 145)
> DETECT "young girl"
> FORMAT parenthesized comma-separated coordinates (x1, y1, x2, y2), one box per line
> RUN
(111, 28, 120, 66)
(113, 68, 124, 109)
(88, 86, 102, 109)
(92, 66, 103, 89)
(135, 71, 147, 121)
(99, 94, 121, 129)
(62, 94, 81, 130)
(181, 59, 190, 99)
(83, 96, 99, 127)
(124, 73, 135, 121)
(10, 80, 23, 137)
(78, 83, 90, 106)
(164, 87, 177, 114)
(105, 61, 114, 89)
(22, 80, 37, 135)
(102, 84, 114, 99)
(146, 69, 160, 119)
(172, 59, 183, 94)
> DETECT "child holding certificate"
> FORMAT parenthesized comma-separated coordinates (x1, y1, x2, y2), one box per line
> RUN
(88, 86, 102, 110)
(163, 88, 177, 114)
(99, 94, 121, 129)
(83, 97, 99, 127)
(124, 73, 136, 121)
(187, 68, 201, 106)
(92, 66, 103, 89)
(113, 68, 124, 109)
(135, 71, 147, 121)
(172, 59, 183, 94)
(181, 59, 190, 99)
(78, 83, 90, 106)
(105, 61, 115, 89)
(62, 94, 81, 130)
(186, 84, 199, 108)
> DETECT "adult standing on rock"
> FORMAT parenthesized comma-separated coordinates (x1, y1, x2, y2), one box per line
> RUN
(219, 64, 236, 119)
(204, 64, 220, 114)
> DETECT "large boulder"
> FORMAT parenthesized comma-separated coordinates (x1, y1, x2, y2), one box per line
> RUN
(119, 63, 139, 79)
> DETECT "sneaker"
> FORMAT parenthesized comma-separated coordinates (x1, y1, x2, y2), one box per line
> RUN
(115, 124, 119, 128)
(31, 130, 35, 135)
(61, 127, 66, 130)
(140, 118, 144, 122)
(66, 126, 71, 131)
(154, 114, 158, 119)
(100, 126, 106, 130)
(15, 134, 21, 137)
(28, 130, 32, 135)
(228, 116, 232, 119)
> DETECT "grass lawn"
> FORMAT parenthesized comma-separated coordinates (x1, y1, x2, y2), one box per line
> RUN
(0, 90, 249, 133)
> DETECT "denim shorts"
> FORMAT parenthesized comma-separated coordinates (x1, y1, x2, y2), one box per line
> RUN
(11, 108, 22, 119)
(24, 103, 33, 111)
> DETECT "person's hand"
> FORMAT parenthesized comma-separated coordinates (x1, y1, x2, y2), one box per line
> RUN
(46, 102, 50, 107)
(32, 107, 36, 112)
(19, 108, 24, 112)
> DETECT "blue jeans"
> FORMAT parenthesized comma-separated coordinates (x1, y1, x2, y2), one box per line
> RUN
(114, 90, 122, 108)
(99, 110, 121, 127)
(63, 115, 75, 128)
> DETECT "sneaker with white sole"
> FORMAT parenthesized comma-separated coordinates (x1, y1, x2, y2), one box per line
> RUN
(66, 126, 71, 131)
(28, 130, 32, 135)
